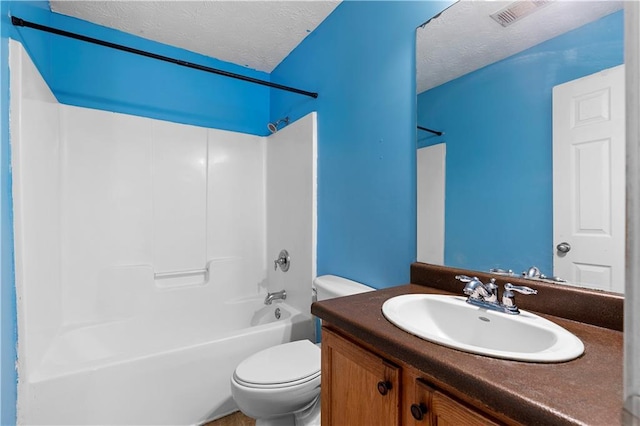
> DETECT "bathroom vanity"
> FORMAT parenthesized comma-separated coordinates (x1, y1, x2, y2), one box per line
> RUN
(311, 263, 624, 425)
(321, 327, 501, 425)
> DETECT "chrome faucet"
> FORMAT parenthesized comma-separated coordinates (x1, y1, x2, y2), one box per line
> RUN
(523, 266, 543, 279)
(455, 275, 536, 314)
(521, 265, 566, 283)
(264, 289, 287, 305)
(457, 275, 498, 303)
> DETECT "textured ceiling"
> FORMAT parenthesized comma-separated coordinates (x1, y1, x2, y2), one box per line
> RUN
(49, 0, 341, 73)
(417, 0, 623, 93)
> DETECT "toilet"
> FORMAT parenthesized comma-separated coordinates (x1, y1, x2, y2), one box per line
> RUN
(230, 275, 374, 426)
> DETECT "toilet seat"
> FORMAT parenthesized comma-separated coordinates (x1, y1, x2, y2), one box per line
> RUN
(233, 340, 321, 388)
(233, 370, 320, 389)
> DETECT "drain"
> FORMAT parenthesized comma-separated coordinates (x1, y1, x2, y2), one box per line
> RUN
(275, 308, 281, 320)
(478, 316, 490, 322)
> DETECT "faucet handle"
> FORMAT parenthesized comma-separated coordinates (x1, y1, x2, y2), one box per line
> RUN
(273, 249, 290, 272)
(502, 283, 537, 313)
(455, 275, 477, 283)
(504, 283, 537, 295)
(490, 268, 514, 276)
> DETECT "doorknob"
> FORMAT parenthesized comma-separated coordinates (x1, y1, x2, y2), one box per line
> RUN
(556, 242, 571, 253)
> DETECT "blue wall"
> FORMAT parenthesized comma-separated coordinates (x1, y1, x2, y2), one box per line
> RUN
(417, 10, 624, 275)
(1, 1, 17, 424)
(271, 0, 453, 288)
(6, 1, 271, 135)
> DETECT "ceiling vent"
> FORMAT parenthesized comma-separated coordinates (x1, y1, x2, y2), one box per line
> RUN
(490, 0, 553, 27)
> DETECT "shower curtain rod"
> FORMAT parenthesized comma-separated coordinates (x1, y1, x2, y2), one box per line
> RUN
(417, 125, 443, 136)
(11, 16, 319, 99)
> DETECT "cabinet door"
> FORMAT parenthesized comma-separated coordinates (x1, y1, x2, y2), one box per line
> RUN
(407, 377, 433, 425)
(321, 328, 400, 426)
(408, 378, 501, 426)
(431, 388, 500, 426)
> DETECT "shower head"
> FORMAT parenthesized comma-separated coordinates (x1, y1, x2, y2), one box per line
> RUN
(267, 117, 290, 134)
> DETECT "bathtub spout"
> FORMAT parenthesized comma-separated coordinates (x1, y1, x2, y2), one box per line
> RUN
(264, 290, 287, 305)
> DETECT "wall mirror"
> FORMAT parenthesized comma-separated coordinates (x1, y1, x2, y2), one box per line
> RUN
(416, 0, 625, 293)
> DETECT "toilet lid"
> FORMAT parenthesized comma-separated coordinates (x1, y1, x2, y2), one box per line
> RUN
(235, 340, 320, 385)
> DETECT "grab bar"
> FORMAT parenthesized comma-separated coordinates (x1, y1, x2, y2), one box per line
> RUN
(154, 268, 208, 279)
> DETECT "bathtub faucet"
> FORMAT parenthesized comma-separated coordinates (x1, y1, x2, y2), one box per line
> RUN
(264, 290, 287, 305)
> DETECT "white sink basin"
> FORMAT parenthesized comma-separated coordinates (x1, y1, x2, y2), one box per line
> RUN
(382, 294, 584, 362)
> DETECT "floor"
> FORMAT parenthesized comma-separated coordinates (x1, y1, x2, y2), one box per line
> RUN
(205, 411, 256, 426)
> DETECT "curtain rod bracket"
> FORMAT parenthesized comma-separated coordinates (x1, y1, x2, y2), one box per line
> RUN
(11, 16, 318, 99)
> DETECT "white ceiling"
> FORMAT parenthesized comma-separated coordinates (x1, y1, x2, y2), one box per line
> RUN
(49, 0, 341, 73)
(417, 0, 623, 93)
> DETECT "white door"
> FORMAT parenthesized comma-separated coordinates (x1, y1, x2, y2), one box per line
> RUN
(552, 65, 625, 293)
(417, 143, 445, 264)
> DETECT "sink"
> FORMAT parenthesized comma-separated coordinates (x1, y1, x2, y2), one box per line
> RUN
(382, 294, 584, 362)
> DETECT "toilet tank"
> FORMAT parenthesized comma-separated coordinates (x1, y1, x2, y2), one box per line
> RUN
(313, 275, 374, 301)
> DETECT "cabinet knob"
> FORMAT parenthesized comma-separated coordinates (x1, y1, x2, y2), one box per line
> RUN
(377, 380, 392, 395)
(410, 403, 428, 421)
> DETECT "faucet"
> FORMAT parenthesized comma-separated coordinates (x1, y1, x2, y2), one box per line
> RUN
(455, 275, 536, 314)
(521, 265, 566, 283)
(523, 266, 543, 279)
(264, 289, 287, 305)
(456, 275, 498, 303)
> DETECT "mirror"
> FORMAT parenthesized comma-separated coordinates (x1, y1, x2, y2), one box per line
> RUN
(416, 1, 625, 293)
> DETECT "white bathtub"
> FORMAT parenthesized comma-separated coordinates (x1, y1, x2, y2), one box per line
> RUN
(21, 297, 314, 425)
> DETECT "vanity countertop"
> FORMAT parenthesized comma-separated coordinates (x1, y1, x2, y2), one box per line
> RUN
(312, 280, 623, 425)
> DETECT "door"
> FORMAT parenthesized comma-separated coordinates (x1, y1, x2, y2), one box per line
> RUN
(552, 65, 625, 292)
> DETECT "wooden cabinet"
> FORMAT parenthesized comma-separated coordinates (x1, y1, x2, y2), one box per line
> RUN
(321, 328, 401, 426)
(320, 329, 400, 426)
(322, 326, 504, 426)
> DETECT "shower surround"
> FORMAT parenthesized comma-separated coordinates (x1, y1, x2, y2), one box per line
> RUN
(9, 40, 316, 424)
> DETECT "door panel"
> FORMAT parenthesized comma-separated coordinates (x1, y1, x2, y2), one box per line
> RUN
(321, 329, 400, 426)
(552, 65, 625, 292)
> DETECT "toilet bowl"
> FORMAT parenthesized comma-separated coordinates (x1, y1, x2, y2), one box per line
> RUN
(230, 340, 321, 420)
(230, 275, 374, 425)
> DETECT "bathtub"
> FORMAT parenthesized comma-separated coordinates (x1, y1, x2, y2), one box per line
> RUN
(20, 297, 314, 425)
